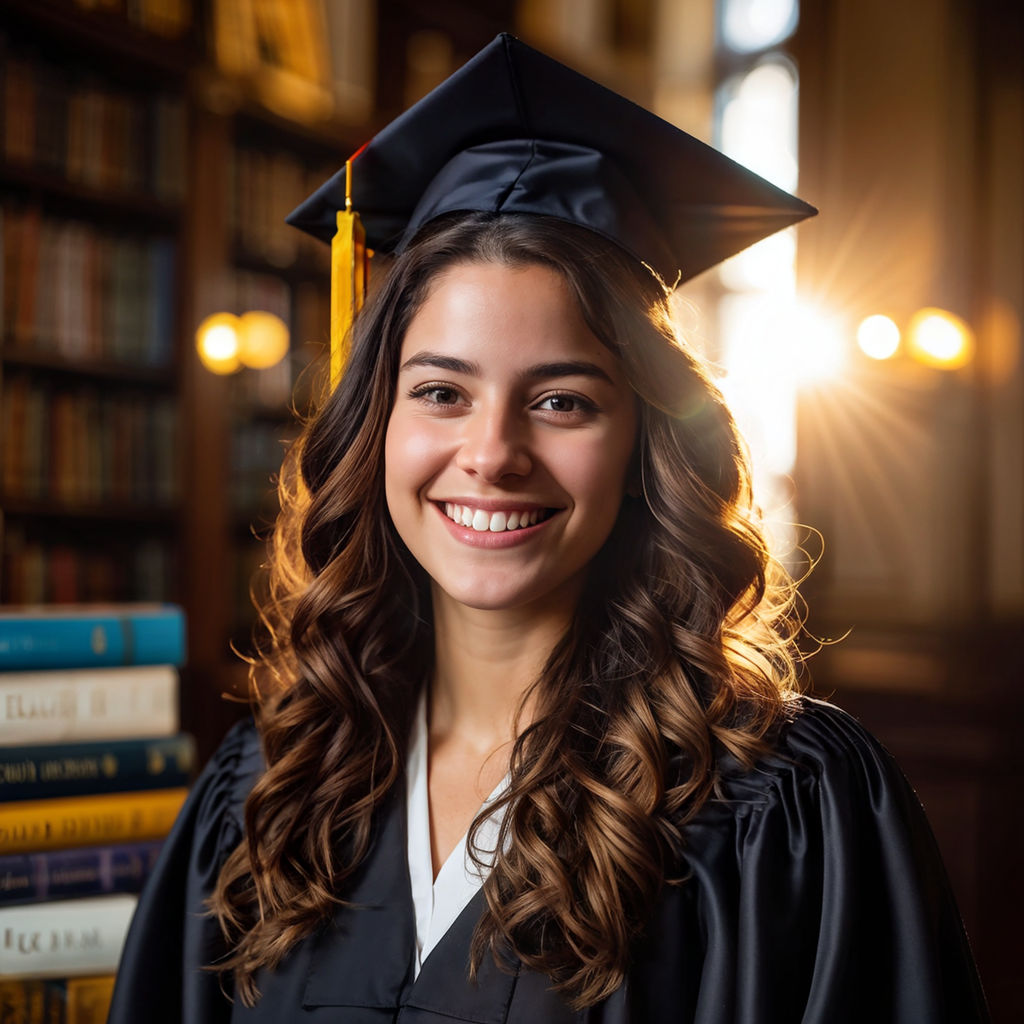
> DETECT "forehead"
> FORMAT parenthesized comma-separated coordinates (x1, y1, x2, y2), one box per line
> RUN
(400, 260, 620, 372)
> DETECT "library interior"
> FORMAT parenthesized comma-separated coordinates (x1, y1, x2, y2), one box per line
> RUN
(0, 0, 1021, 1020)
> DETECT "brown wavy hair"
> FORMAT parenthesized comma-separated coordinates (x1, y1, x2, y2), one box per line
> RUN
(209, 213, 802, 1008)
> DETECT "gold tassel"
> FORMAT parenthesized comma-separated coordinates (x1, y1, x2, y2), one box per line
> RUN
(330, 159, 368, 388)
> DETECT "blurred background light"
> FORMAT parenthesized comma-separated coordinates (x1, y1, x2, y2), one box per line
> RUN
(721, 0, 799, 53)
(856, 314, 902, 360)
(196, 312, 242, 375)
(719, 59, 798, 191)
(907, 307, 974, 369)
(237, 310, 290, 369)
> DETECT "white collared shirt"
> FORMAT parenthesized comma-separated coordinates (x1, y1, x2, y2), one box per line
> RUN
(405, 692, 509, 977)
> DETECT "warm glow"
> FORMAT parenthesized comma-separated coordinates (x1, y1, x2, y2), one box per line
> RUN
(856, 314, 901, 360)
(789, 305, 846, 383)
(237, 310, 290, 369)
(907, 307, 974, 369)
(717, 296, 845, 491)
(720, 228, 797, 293)
(196, 313, 241, 374)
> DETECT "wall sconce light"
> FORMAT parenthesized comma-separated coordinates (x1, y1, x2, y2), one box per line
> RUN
(196, 311, 289, 375)
(854, 308, 973, 369)
(856, 314, 901, 360)
(196, 312, 242, 375)
(906, 307, 974, 369)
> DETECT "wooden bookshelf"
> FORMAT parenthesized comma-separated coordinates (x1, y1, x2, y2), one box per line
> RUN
(0, 6, 188, 611)
(0, 0, 357, 751)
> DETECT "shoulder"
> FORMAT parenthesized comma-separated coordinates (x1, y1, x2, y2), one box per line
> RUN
(637, 699, 989, 1021)
(683, 696, 924, 864)
(719, 695, 905, 806)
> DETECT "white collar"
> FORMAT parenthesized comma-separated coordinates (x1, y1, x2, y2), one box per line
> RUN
(405, 689, 510, 976)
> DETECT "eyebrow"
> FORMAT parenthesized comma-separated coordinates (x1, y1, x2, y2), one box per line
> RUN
(399, 351, 614, 385)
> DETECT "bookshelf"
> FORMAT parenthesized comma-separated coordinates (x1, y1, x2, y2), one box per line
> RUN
(0, 0, 352, 736)
(0, 4, 192, 607)
(186, 113, 340, 662)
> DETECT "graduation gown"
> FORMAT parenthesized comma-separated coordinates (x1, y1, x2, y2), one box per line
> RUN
(107, 699, 990, 1023)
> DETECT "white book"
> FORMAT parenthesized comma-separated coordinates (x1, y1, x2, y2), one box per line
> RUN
(0, 665, 178, 746)
(0, 894, 137, 978)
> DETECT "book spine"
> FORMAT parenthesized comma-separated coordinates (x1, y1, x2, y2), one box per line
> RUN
(0, 975, 64, 1022)
(0, 606, 185, 671)
(0, 841, 164, 906)
(0, 895, 136, 979)
(0, 974, 118, 1023)
(0, 790, 186, 855)
(0, 666, 178, 747)
(0, 735, 195, 801)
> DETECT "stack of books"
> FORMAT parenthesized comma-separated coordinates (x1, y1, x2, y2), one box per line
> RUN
(0, 604, 191, 1022)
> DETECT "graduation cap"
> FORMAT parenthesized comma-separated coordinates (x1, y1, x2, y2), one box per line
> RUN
(287, 32, 816, 382)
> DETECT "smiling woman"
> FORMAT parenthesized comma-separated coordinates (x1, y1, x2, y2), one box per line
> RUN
(386, 260, 636, 614)
(108, 33, 989, 1024)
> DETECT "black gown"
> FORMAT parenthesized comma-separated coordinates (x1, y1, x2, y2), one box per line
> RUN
(107, 699, 990, 1022)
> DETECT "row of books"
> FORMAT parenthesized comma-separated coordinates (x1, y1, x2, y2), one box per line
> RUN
(70, 0, 194, 41)
(2, 205, 178, 367)
(0, 604, 190, 1023)
(230, 417, 297, 513)
(1, 46, 187, 204)
(2, 373, 179, 507)
(1, 529, 174, 607)
(229, 144, 335, 270)
(225, 270, 295, 412)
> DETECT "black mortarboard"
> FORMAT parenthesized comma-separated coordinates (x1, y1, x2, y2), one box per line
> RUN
(287, 32, 815, 288)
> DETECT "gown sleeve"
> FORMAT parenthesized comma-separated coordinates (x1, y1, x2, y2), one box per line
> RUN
(630, 698, 991, 1023)
(107, 718, 263, 1024)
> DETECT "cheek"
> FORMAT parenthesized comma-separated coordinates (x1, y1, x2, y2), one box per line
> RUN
(558, 431, 634, 511)
(384, 415, 446, 504)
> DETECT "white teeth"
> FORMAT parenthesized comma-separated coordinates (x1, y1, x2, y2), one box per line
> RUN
(442, 504, 549, 532)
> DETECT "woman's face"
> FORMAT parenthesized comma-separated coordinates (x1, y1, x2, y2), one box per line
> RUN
(384, 260, 637, 615)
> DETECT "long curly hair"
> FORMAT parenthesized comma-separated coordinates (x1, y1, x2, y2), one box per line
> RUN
(209, 213, 802, 1008)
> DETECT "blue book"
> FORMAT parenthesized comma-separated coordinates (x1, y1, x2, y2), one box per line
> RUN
(0, 841, 163, 905)
(0, 734, 196, 801)
(0, 605, 186, 670)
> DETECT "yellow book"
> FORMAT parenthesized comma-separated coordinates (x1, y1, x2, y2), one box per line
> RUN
(0, 789, 186, 854)
(0, 974, 115, 1022)
(67, 974, 116, 1023)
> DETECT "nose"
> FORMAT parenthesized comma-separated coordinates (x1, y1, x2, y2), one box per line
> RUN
(454, 402, 532, 482)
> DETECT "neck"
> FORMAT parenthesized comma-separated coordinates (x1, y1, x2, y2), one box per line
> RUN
(428, 586, 576, 756)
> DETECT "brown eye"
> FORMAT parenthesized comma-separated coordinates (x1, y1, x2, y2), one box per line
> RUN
(550, 395, 574, 411)
(535, 393, 596, 414)
(408, 384, 462, 405)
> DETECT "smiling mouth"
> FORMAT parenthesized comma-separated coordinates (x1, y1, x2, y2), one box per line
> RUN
(439, 502, 557, 533)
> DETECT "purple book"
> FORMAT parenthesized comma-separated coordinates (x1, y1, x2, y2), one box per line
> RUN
(0, 840, 163, 905)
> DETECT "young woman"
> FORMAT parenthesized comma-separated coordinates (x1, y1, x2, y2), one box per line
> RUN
(109, 35, 988, 1024)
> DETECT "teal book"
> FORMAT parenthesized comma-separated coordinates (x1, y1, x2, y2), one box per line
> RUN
(0, 605, 185, 670)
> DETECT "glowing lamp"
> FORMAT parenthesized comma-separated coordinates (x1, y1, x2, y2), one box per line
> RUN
(237, 310, 290, 369)
(906, 307, 974, 369)
(196, 313, 241, 374)
(856, 315, 901, 360)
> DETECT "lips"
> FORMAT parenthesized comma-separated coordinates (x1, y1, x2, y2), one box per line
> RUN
(441, 502, 556, 533)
